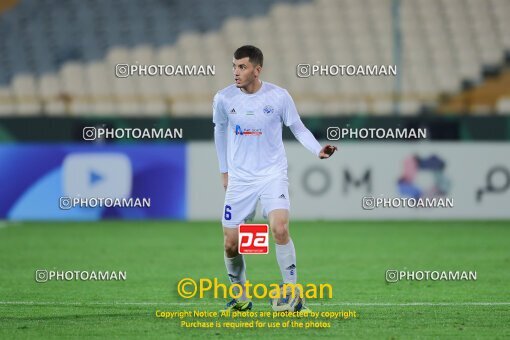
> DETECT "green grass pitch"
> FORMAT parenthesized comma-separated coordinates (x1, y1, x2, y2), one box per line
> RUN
(0, 220, 509, 338)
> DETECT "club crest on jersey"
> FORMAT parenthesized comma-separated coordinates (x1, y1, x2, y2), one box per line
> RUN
(263, 105, 274, 115)
(235, 125, 262, 136)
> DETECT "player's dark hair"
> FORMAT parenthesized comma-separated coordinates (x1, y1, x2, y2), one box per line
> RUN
(234, 45, 263, 67)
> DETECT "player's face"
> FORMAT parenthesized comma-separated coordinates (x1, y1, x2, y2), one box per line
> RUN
(232, 57, 261, 89)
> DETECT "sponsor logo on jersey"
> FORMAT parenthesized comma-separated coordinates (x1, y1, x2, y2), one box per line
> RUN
(235, 125, 262, 136)
(229, 108, 236, 114)
(245, 110, 255, 115)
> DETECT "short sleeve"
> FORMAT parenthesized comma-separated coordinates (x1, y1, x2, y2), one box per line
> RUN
(282, 90, 300, 127)
(212, 92, 227, 124)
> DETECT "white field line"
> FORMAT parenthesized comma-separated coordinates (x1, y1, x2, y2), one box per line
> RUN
(0, 221, 25, 229)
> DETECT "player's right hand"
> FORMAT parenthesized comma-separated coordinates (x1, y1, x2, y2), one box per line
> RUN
(222, 172, 228, 190)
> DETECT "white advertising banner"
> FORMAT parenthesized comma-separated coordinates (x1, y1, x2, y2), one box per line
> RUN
(187, 142, 510, 220)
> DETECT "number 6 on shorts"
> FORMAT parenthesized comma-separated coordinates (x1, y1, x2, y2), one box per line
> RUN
(224, 205, 232, 221)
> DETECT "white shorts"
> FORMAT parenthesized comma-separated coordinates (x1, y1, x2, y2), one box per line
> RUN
(222, 176, 290, 228)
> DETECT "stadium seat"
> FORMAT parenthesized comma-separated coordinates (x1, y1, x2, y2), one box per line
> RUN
(38, 74, 66, 115)
(12, 74, 41, 115)
(85, 62, 115, 116)
(495, 97, 510, 115)
(0, 0, 509, 116)
(59, 62, 91, 115)
(0, 87, 15, 116)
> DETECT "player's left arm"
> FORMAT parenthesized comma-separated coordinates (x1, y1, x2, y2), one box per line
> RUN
(282, 90, 337, 159)
(289, 119, 338, 159)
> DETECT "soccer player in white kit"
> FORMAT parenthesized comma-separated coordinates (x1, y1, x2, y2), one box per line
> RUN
(213, 46, 337, 311)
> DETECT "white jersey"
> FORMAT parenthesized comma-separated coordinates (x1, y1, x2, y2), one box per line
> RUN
(213, 81, 300, 182)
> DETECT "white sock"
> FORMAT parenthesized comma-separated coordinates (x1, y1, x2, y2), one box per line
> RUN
(275, 238, 297, 284)
(224, 254, 248, 300)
